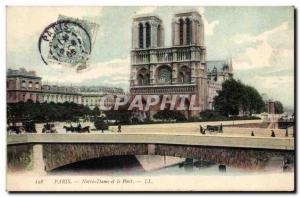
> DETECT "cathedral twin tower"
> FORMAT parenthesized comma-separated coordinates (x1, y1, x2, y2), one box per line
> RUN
(129, 11, 209, 118)
(131, 11, 204, 49)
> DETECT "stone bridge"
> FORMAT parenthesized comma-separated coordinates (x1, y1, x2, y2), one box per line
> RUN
(7, 133, 294, 171)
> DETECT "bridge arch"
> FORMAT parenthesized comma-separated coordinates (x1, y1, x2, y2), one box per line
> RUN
(42, 143, 294, 171)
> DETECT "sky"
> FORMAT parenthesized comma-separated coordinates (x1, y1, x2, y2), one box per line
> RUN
(6, 6, 294, 108)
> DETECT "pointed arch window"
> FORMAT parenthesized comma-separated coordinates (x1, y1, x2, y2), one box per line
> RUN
(145, 22, 151, 48)
(178, 66, 191, 83)
(157, 24, 161, 47)
(137, 68, 150, 86)
(186, 18, 191, 44)
(138, 23, 144, 48)
(179, 19, 184, 45)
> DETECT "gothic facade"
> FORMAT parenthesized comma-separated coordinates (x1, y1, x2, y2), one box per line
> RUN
(129, 11, 233, 118)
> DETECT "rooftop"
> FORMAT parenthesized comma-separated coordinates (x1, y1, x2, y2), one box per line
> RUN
(133, 15, 161, 22)
(7, 68, 41, 79)
(174, 11, 202, 18)
(206, 60, 228, 72)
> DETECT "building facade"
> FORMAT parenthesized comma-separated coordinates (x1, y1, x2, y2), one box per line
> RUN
(79, 86, 125, 109)
(206, 60, 233, 110)
(7, 68, 125, 110)
(42, 85, 81, 104)
(7, 68, 43, 103)
(129, 11, 233, 118)
(265, 100, 276, 114)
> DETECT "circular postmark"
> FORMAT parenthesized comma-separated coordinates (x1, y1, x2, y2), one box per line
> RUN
(38, 20, 92, 69)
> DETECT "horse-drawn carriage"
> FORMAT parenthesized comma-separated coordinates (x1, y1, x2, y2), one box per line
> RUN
(7, 120, 37, 134)
(206, 125, 223, 133)
(63, 124, 90, 133)
(200, 124, 223, 134)
(42, 123, 57, 133)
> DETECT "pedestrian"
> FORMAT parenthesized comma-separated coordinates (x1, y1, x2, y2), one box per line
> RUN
(271, 130, 276, 137)
(251, 131, 254, 136)
(200, 125, 203, 134)
(220, 123, 223, 133)
(118, 124, 122, 133)
(285, 127, 288, 137)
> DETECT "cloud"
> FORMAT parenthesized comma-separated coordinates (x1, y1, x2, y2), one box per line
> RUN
(233, 22, 292, 45)
(241, 75, 294, 106)
(233, 22, 294, 70)
(232, 21, 294, 106)
(42, 57, 130, 86)
(205, 20, 220, 36)
(135, 6, 157, 15)
(197, 7, 220, 36)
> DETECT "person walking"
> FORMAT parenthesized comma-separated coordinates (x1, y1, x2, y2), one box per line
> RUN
(200, 125, 203, 134)
(220, 123, 223, 133)
(118, 124, 122, 133)
(271, 130, 276, 137)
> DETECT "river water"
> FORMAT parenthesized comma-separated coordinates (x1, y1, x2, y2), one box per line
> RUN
(7, 144, 293, 176)
(6, 144, 295, 191)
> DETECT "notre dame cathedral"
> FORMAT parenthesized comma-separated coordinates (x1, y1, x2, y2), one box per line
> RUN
(129, 11, 233, 118)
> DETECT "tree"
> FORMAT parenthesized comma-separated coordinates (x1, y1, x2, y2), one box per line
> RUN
(213, 79, 244, 116)
(105, 104, 133, 124)
(7, 101, 94, 123)
(213, 79, 265, 117)
(93, 106, 101, 117)
(153, 110, 186, 122)
(94, 116, 108, 131)
(244, 85, 265, 115)
(274, 101, 284, 114)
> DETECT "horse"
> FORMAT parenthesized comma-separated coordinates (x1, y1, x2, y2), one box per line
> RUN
(42, 123, 57, 133)
(78, 126, 90, 133)
(63, 125, 90, 133)
(23, 122, 37, 133)
(63, 125, 75, 133)
(7, 125, 21, 134)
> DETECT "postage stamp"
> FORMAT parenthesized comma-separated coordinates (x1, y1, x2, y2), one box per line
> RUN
(39, 15, 99, 71)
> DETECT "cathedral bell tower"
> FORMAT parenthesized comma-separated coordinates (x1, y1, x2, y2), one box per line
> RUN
(132, 16, 164, 49)
(172, 12, 204, 47)
(171, 12, 207, 111)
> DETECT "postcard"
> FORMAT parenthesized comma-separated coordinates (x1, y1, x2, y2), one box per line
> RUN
(6, 6, 295, 192)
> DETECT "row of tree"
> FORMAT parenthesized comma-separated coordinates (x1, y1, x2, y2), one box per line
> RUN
(7, 100, 93, 123)
(7, 100, 134, 124)
(213, 78, 284, 117)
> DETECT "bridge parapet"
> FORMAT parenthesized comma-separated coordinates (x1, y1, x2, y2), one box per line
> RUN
(7, 133, 294, 150)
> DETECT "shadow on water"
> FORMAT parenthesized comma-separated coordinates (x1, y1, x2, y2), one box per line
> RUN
(7, 144, 33, 172)
(49, 155, 146, 175)
(50, 156, 227, 176)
